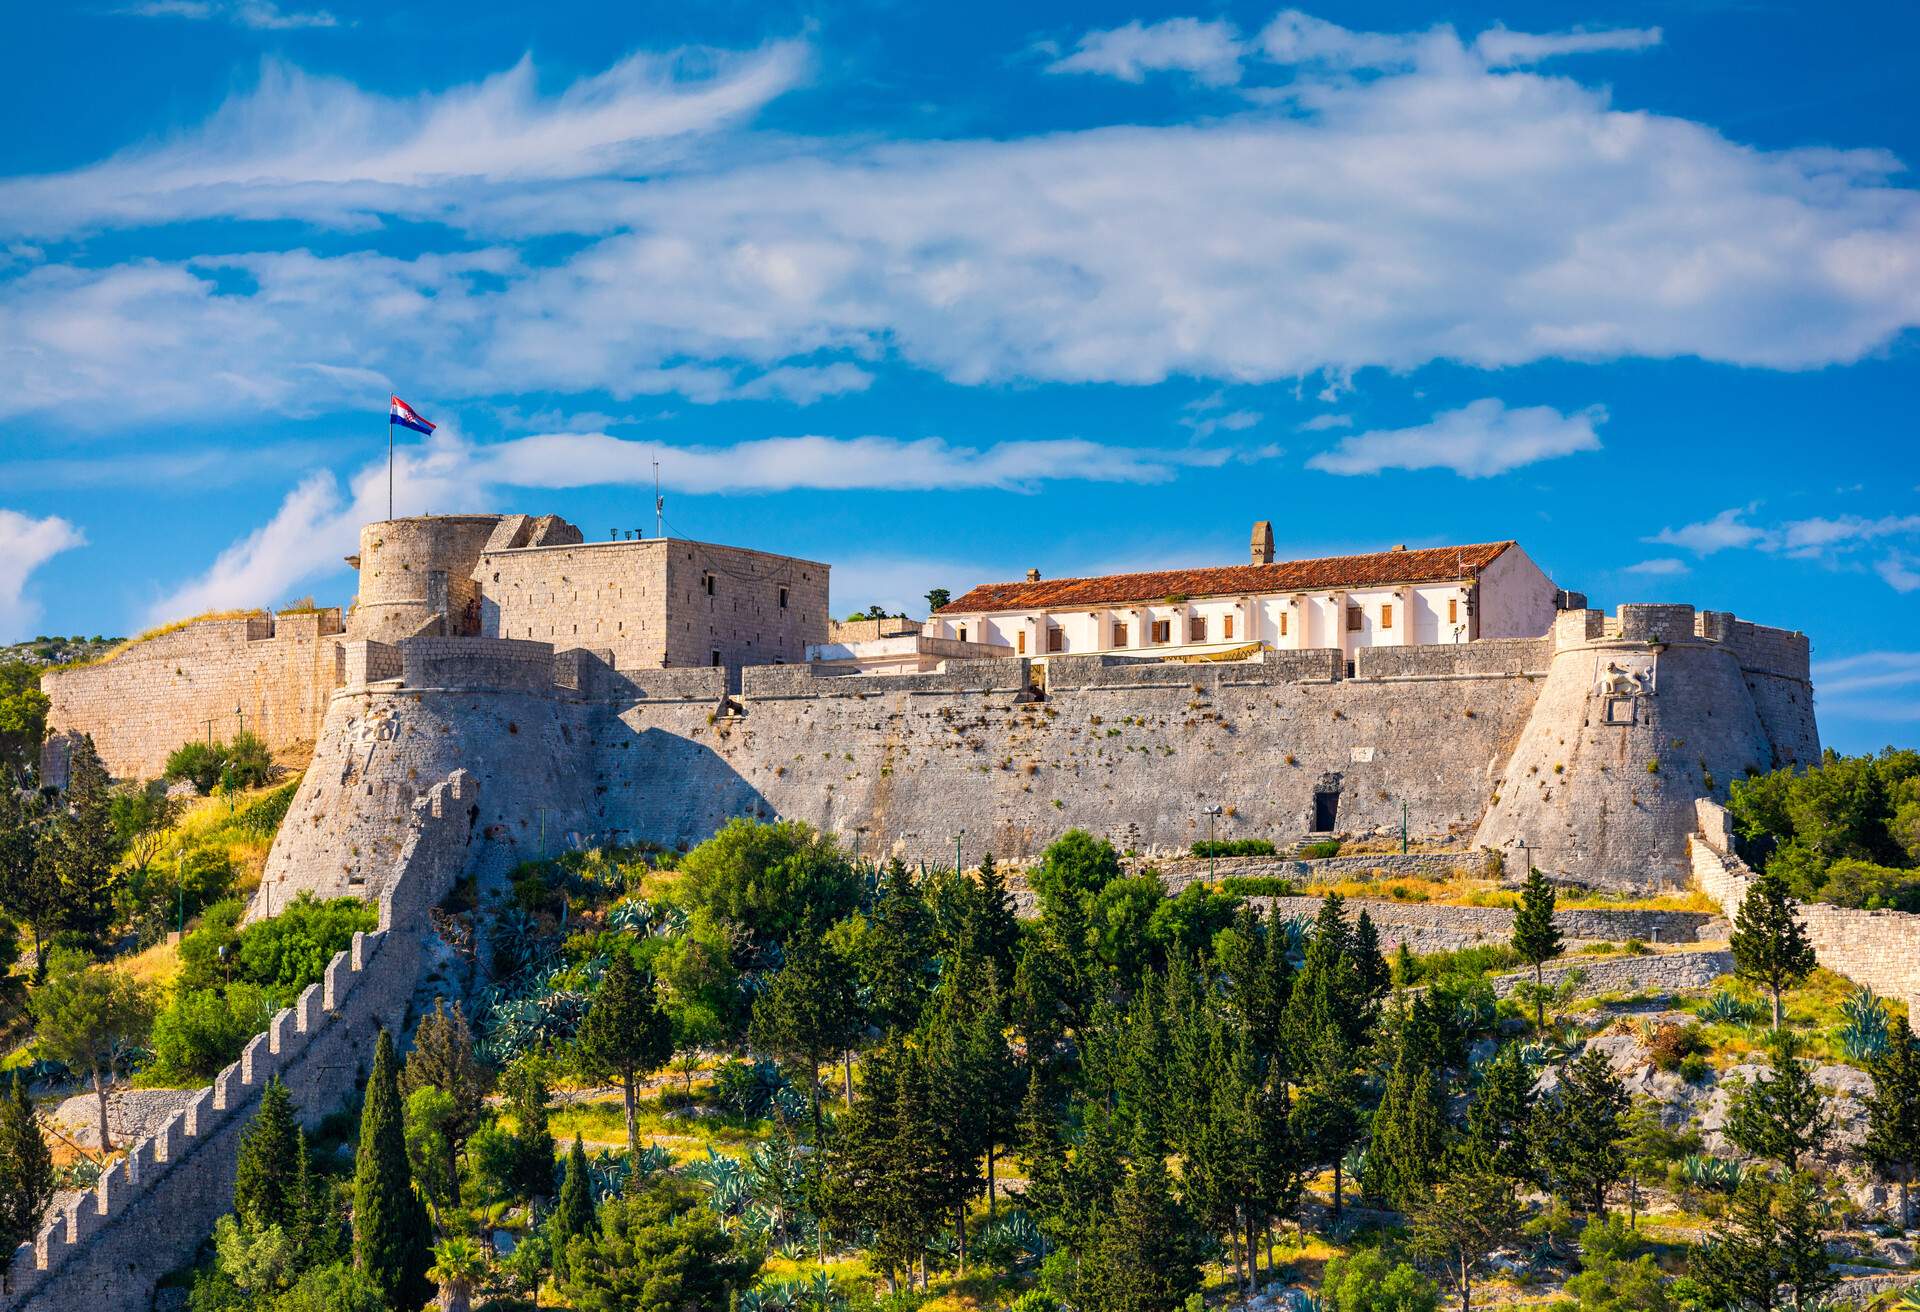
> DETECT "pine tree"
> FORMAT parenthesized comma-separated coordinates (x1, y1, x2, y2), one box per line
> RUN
(1694, 1171, 1840, 1312)
(1530, 1048, 1627, 1216)
(501, 1059, 556, 1213)
(352, 1029, 431, 1310)
(551, 1135, 598, 1266)
(235, 1077, 303, 1234)
(1730, 871, 1816, 1029)
(1510, 867, 1563, 1031)
(1082, 1142, 1205, 1312)
(1351, 909, 1391, 1008)
(750, 923, 859, 1144)
(37, 735, 119, 949)
(862, 859, 936, 1035)
(401, 999, 488, 1209)
(0, 785, 61, 983)
(573, 950, 672, 1162)
(1464, 1041, 1535, 1182)
(1864, 1014, 1920, 1231)
(1410, 1160, 1521, 1312)
(972, 853, 1021, 985)
(1726, 1028, 1831, 1174)
(1367, 1058, 1448, 1212)
(0, 1071, 53, 1271)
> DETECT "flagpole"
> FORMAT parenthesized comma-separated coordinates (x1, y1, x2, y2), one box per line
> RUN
(387, 407, 394, 521)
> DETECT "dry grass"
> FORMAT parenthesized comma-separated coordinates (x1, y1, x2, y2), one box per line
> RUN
(120, 938, 183, 990)
(53, 609, 267, 670)
(1296, 872, 1720, 914)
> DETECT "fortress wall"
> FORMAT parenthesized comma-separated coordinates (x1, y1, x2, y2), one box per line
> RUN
(351, 516, 504, 642)
(1475, 606, 1805, 889)
(1691, 800, 1920, 1022)
(7, 771, 476, 1312)
(1355, 637, 1550, 679)
(661, 540, 829, 669)
(41, 612, 344, 781)
(479, 538, 671, 667)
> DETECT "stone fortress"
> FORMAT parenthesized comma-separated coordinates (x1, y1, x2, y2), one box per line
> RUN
(12, 509, 1852, 1311)
(45, 511, 1819, 896)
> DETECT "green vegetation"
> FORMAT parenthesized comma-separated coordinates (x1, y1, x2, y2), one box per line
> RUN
(1190, 838, 1277, 858)
(1729, 746, 1920, 909)
(163, 730, 274, 796)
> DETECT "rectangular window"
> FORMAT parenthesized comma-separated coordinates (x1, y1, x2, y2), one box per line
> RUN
(1279, 613, 1289, 638)
(1189, 617, 1207, 643)
(1112, 621, 1128, 647)
(704, 573, 715, 596)
(958, 625, 968, 643)
(779, 586, 789, 609)
(1151, 620, 1171, 644)
(1381, 602, 1394, 629)
(1346, 606, 1363, 632)
(1047, 627, 1064, 653)
(710, 650, 721, 666)
(1223, 615, 1234, 640)
(1017, 631, 1026, 654)
(1448, 597, 1459, 624)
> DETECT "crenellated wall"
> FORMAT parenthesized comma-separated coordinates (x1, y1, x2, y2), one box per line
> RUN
(1691, 799, 1920, 1023)
(40, 611, 346, 781)
(5, 770, 478, 1312)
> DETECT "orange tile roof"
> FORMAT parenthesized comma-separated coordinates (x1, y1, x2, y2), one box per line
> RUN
(936, 542, 1516, 614)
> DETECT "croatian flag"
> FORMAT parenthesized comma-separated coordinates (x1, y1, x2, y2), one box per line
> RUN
(389, 395, 435, 435)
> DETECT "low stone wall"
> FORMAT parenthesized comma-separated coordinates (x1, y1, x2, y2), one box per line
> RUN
(1691, 799, 1920, 1022)
(1487, 949, 1733, 1000)
(1240, 896, 1727, 954)
(5, 770, 477, 1312)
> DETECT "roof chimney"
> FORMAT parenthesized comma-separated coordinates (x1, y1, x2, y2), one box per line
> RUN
(1389, 543, 1407, 552)
(1250, 520, 1275, 566)
(1025, 568, 1042, 583)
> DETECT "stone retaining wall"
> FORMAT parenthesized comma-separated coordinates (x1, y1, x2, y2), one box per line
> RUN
(4, 770, 477, 1312)
(1486, 949, 1733, 1000)
(1691, 799, 1920, 1022)
(1245, 896, 1727, 954)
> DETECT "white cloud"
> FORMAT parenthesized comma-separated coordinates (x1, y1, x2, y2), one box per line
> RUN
(0, 510, 86, 642)
(1472, 25, 1662, 68)
(149, 428, 1260, 618)
(1647, 507, 1772, 555)
(118, 1, 339, 28)
(1877, 552, 1920, 593)
(1181, 408, 1262, 439)
(1813, 650, 1920, 723)
(1296, 414, 1352, 431)
(1305, 398, 1603, 478)
(1624, 558, 1689, 576)
(1047, 18, 1245, 86)
(0, 44, 806, 236)
(2, 18, 1919, 422)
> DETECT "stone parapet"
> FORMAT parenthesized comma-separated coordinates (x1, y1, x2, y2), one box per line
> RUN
(6, 769, 478, 1312)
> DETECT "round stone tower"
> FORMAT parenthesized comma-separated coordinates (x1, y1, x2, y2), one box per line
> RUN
(1475, 604, 1780, 890)
(348, 515, 505, 642)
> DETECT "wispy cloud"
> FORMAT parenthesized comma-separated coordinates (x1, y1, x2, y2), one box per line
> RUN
(1047, 18, 1245, 86)
(1648, 507, 1772, 555)
(1877, 552, 1920, 593)
(1472, 25, 1662, 68)
(149, 427, 1266, 619)
(1814, 651, 1920, 723)
(1648, 507, 1920, 591)
(1624, 558, 1689, 576)
(0, 510, 86, 642)
(1297, 414, 1352, 432)
(1305, 399, 1604, 478)
(117, 0, 339, 29)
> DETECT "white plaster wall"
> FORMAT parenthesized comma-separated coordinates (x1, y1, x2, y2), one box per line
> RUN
(1478, 546, 1558, 638)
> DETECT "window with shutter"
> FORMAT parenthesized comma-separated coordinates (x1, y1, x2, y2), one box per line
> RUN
(1190, 617, 1207, 643)
(1017, 631, 1026, 654)
(1381, 602, 1394, 629)
(1347, 606, 1363, 631)
(1279, 613, 1289, 638)
(1047, 627, 1064, 653)
(1448, 597, 1459, 624)
(1112, 621, 1128, 647)
(1223, 615, 1234, 640)
(1152, 620, 1171, 643)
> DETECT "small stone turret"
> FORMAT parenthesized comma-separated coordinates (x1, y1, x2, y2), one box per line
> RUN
(1250, 519, 1275, 565)
(348, 515, 508, 642)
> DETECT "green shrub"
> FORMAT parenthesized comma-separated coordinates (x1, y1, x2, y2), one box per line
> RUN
(1402, 943, 1523, 983)
(1648, 1022, 1707, 1072)
(164, 741, 226, 794)
(1190, 838, 1276, 858)
(1217, 876, 1300, 897)
(163, 731, 273, 795)
(146, 982, 276, 1084)
(1301, 839, 1343, 859)
(1320, 1249, 1439, 1312)
(235, 894, 377, 989)
(1678, 1052, 1711, 1084)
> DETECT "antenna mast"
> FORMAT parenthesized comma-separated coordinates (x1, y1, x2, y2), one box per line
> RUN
(653, 459, 664, 539)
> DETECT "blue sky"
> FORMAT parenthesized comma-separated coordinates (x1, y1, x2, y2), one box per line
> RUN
(0, 1, 1915, 752)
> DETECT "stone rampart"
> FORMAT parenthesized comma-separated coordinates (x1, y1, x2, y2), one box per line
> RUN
(1250, 896, 1727, 955)
(1691, 800, 1920, 1022)
(40, 611, 345, 781)
(4, 770, 477, 1312)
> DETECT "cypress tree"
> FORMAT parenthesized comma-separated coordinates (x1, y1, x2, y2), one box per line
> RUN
(0, 1071, 54, 1269)
(401, 999, 487, 1209)
(39, 735, 120, 950)
(502, 1059, 556, 1213)
(1726, 1027, 1831, 1174)
(1463, 1041, 1535, 1181)
(235, 1077, 303, 1234)
(1083, 1141, 1205, 1312)
(1351, 909, 1390, 1008)
(1865, 1014, 1920, 1231)
(1367, 1061, 1447, 1212)
(862, 859, 936, 1035)
(573, 950, 672, 1162)
(1529, 1048, 1627, 1216)
(1694, 1171, 1840, 1312)
(1510, 867, 1563, 1031)
(551, 1135, 598, 1262)
(972, 853, 1021, 985)
(352, 1029, 431, 1310)
(1730, 871, 1816, 1029)
(749, 923, 858, 1144)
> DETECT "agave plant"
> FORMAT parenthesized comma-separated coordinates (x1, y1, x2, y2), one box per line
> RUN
(713, 1058, 793, 1118)
(687, 1146, 754, 1218)
(607, 897, 654, 936)
(1836, 985, 1892, 1063)
(1700, 990, 1764, 1028)
(1679, 1153, 1744, 1192)
(973, 1209, 1047, 1271)
(739, 1273, 848, 1312)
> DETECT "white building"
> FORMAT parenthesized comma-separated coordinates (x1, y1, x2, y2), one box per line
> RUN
(806, 616, 1014, 673)
(927, 526, 1566, 661)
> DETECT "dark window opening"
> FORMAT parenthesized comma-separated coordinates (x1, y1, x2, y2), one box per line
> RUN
(779, 586, 789, 609)
(711, 650, 722, 666)
(1313, 789, 1339, 832)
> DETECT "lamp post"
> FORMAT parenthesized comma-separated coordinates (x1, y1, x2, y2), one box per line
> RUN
(953, 828, 965, 876)
(1202, 804, 1224, 883)
(1401, 800, 1408, 855)
(1518, 839, 1531, 882)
